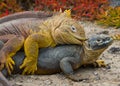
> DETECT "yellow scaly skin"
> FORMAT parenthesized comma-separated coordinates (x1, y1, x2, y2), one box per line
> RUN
(20, 10, 86, 74)
(20, 30, 57, 74)
(0, 10, 86, 75)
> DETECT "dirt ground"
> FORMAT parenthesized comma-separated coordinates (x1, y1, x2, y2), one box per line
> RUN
(8, 21, 120, 86)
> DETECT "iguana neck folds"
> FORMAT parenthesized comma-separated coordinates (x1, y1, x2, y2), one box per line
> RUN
(81, 43, 107, 65)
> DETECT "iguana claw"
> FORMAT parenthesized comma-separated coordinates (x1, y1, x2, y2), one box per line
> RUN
(0, 53, 14, 75)
(93, 60, 106, 67)
(20, 57, 37, 75)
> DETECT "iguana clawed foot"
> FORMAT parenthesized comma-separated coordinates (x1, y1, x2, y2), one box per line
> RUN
(20, 57, 37, 75)
(93, 60, 106, 67)
(0, 53, 15, 75)
(6, 56, 15, 75)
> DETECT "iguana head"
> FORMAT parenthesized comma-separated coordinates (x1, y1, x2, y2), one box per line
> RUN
(52, 19, 86, 45)
(82, 34, 113, 64)
(39, 10, 86, 45)
(87, 34, 113, 50)
(51, 10, 86, 45)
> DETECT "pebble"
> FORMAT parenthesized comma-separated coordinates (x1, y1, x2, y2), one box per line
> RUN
(14, 82, 23, 86)
(43, 79, 52, 85)
(93, 72, 98, 76)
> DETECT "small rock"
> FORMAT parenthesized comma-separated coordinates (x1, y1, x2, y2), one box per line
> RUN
(43, 79, 52, 85)
(105, 64, 111, 69)
(89, 84, 93, 86)
(93, 72, 98, 76)
(108, 47, 120, 54)
(14, 82, 23, 86)
(95, 76, 100, 80)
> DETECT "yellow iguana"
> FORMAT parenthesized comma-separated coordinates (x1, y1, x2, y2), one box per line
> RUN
(0, 10, 86, 75)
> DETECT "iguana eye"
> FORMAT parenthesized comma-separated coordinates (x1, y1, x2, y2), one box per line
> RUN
(70, 25, 77, 32)
(96, 39, 103, 43)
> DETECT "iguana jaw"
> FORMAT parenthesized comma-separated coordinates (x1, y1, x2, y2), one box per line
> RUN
(71, 33, 87, 42)
(52, 26, 87, 45)
(52, 32, 86, 45)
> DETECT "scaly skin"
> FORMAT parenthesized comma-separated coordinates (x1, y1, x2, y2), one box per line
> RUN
(0, 41, 11, 86)
(0, 11, 54, 24)
(1, 34, 113, 82)
(0, 10, 86, 75)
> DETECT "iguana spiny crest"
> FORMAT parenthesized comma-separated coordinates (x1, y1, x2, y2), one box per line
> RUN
(37, 9, 86, 44)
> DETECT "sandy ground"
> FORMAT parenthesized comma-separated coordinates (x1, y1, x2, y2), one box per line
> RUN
(7, 21, 120, 86)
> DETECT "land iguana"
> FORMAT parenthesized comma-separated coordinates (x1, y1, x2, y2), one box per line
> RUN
(0, 10, 87, 75)
(0, 11, 111, 86)
(0, 34, 113, 83)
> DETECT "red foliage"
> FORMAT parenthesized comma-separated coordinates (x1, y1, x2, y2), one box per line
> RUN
(0, 0, 109, 21)
(34, 0, 109, 20)
(0, 9, 9, 17)
(0, 0, 23, 17)
(34, 0, 68, 11)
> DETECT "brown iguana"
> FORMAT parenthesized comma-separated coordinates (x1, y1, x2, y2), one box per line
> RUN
(1, 34, 113, 83)
(0, 10, 86, 75)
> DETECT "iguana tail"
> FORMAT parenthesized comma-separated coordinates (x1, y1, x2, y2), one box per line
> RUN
(0, 11, 54, 24)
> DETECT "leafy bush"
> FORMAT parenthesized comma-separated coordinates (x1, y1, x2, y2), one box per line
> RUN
(34, 0, 109, 20)
(97, 7, 120, 28)
(0, 0, 109, 21)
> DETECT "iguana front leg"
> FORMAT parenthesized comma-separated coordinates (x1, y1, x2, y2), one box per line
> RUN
(0, 35, 24, 74)
(60, 57, 88, 81)
(20, 32, 55, 74)
(20, 37, 38, 75)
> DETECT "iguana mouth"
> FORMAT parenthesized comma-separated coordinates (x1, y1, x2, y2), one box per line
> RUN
(74, 35, 87, 41)
(70, 33, 87, 42)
